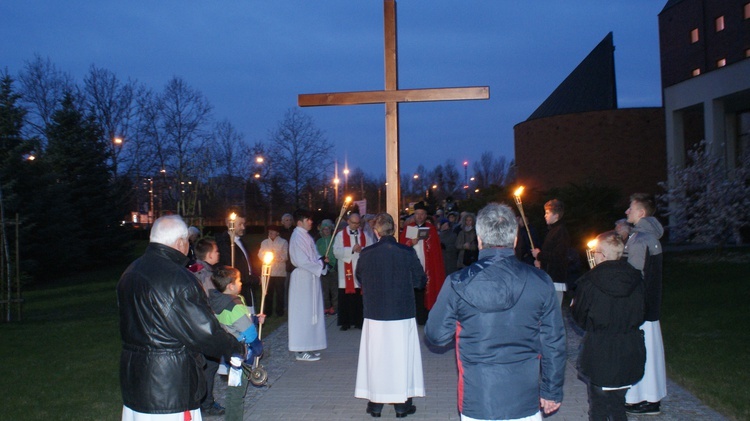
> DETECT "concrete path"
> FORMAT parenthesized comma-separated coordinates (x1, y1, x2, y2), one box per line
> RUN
(207, 312, 727, 420)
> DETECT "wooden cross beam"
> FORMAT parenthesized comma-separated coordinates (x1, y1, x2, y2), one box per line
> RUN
(298, 0, 489, 222)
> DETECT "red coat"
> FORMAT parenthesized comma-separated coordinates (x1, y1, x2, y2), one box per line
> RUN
(399, 221, 445, 309)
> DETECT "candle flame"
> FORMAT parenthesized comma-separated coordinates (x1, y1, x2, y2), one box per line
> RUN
(587, 239, 598, 249)
(230, 212, 236, 221)
(513, 186, 525, 197)
(262, 251, 274, 265)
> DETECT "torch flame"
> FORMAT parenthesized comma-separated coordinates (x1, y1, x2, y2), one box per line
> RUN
(262, 251, 274, 265)
(513, 186, 525, 197)
(345, 196, 352, 203)
(587, 239, 598, 250)
(230, 212, 236, 221)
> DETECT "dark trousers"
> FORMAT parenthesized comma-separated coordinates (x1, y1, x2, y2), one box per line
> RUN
(320, 270, 338, 310)
(265, 276, 286, 316)
(414, 288, 428, 325)
(588, 383, 628, 421)
(201, 357, 220, 408)
(337, 288, 363, 328)
(368, 398, 413, 414)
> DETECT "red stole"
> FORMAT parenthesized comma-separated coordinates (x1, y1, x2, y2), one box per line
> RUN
(399, 221, 445, 310)
(343, 229, 366, 294)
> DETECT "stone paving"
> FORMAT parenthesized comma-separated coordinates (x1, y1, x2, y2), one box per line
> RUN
(206, 311, 727, 420)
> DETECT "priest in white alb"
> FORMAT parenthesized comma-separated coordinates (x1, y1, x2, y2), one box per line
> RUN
(355, 213, 426, 418)
(333, 212, 373, 331)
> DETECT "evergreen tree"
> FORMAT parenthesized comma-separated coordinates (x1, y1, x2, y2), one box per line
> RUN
(43, 92, 130, 273)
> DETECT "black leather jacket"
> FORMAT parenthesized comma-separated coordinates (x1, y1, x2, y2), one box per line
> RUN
(117, 243, 244, 413)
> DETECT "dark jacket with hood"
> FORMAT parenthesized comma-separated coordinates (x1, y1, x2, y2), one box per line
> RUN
(117, 243, 244, 414)
(572, 260, 646, 387)
(425, 247, 566, 420)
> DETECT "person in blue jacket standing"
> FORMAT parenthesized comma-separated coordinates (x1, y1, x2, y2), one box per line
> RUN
(426, 203, 566, 421)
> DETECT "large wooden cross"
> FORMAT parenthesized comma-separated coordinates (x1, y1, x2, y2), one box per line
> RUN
(298, 0, 489, 222)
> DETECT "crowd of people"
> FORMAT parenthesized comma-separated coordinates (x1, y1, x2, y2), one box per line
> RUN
(116, 191, 666, 420)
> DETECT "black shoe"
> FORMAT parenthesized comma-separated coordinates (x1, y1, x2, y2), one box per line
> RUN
(625, 401, 661, 415)
(366, 406, 381, 418)
(395, 405, 417, 418)
(340, 325, 349, 331)
(201, 401, 225, 416)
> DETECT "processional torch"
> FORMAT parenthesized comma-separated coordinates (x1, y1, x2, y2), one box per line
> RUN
(324, 196, 352, 259)
(513, 186, 536, 250)
(228, 212, 236, 268)
(586, 239, 598, 269)
(247, 251, 274, 387)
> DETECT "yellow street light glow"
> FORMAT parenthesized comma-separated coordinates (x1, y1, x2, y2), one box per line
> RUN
(113, 137, 123, 145)
(513, 186, 525, 197)
(262, 251, 274, 265)
(334, 178, 340, 185)
(256, 156, 264, 163)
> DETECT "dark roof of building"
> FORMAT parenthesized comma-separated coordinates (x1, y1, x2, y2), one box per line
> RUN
(527, 32, 617, 121)
(661, 0, 684, 13)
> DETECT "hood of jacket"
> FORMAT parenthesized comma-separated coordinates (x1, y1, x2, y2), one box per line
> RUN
(452, 247, 525, 312)
(588, 260, 642, 298)
(634, 216, 663, 239)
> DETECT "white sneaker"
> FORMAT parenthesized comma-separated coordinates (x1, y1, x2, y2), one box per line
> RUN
(296, 352, 321, 361)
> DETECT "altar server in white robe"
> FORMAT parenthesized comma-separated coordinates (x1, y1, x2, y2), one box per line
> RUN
(355, 213, 426, 418)
(288, 209, 328, 361)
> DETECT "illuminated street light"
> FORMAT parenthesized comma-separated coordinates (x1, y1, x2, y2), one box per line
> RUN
(113, 137, 123, 145)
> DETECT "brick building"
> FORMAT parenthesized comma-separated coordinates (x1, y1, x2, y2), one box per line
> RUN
(514, 32, 666, 201)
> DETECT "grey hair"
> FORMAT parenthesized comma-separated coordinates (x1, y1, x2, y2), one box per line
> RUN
(373, 213, 395, 237)
(475, 203, 518, 248)
(150, 215, 189, 246)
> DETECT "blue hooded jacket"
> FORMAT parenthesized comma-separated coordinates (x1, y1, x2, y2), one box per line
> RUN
(425, 247, 566, 420)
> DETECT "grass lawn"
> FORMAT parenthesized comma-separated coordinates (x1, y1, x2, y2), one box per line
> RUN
(661, 249, 750, 421)
(0, 257, 286, 421)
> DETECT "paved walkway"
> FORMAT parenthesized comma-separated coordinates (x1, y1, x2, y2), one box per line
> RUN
(207, 311, 727, 420)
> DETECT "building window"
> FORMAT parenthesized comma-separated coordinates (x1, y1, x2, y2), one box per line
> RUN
(692, 68, 701, 77)
(746, 48, 750, 57)
(715, 16, 725, 31)
(745, 3, 750, 19)
(717, 58, 727, 68)
(690, 28, 699, 43)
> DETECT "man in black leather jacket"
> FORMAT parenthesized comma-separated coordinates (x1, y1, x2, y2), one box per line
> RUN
(117, 215, 244, 419)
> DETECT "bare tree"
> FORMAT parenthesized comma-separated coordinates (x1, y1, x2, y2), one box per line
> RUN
(83, 65, 137, 175)
(472, 151, 508, 188)
(267, 108, 333, 208)
(18, 55, 76, 142)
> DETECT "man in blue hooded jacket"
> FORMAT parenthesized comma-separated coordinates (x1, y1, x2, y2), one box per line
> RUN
(425, 203, 566, 421)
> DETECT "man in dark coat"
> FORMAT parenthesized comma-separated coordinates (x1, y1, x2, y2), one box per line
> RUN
(532, 198, 570, 306)
(216, 213, 256, 310)
(355, 213, 426, 418)
(572, 231, 646, 421)
(426, 203, 566, 420)
(117, 215, 244, 419)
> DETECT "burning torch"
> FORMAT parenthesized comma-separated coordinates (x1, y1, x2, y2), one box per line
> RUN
(586, 238, 598, 269)
(513, 186, 535, 250)
(325, 196, 352, 258)
(229, 212, 236, 267)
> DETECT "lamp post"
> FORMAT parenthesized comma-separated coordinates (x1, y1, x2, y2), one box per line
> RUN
(343, 168, 350, 195)
(513, 186, 536, 250)
(333, 177, 340, 206)
(255, 155, 272, 225)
